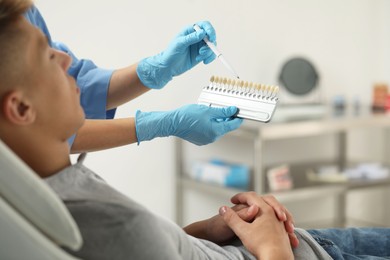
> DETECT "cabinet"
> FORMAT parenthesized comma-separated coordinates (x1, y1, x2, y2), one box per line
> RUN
(175, 108, 390, 228)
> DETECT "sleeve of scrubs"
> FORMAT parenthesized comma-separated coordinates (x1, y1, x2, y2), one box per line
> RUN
(24, 6, 116, 145)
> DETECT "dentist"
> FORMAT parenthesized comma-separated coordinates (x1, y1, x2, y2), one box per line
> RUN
(24, 5, 243, 153)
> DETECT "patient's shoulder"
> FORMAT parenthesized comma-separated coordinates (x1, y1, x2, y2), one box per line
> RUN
(65, 200, 154, 229)
(63, 200, 181, 260)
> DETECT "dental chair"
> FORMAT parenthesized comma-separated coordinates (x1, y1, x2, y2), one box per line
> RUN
(0, 139, 82, 260)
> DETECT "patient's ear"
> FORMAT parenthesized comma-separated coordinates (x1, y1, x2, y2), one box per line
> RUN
(2, 90, 36, 125)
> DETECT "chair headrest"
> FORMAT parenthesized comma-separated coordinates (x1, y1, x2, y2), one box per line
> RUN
(0, 139, 82, 250)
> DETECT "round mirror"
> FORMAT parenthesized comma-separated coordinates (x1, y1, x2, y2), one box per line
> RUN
(278, 57, 319, 96)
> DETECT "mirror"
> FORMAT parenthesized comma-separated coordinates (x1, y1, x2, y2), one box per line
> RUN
(279, 57, 319, 96)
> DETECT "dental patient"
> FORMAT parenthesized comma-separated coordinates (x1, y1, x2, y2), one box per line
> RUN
(5, 1, 386, 260)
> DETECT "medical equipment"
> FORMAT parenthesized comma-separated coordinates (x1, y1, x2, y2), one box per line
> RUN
(0, 139, 82, 260)
(193, 24, 240, 79)
(198, 76, 279, 123)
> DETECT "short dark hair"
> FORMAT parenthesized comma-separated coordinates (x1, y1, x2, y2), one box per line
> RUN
(0, 0, 33, 93)
(0, 0, 32, 25)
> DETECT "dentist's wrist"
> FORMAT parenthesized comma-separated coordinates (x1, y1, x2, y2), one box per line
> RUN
(136, 56, 173, 89)
(135, 110, 175, 144)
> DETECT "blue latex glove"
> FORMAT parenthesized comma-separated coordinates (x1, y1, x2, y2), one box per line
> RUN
(135, 104, 243, 145)
(136, 21, 217, 89)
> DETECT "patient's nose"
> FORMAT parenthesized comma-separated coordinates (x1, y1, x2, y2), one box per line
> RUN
(55, 49, 72, 72)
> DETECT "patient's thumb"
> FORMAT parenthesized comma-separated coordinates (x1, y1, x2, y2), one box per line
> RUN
(219, 206, 245, 235)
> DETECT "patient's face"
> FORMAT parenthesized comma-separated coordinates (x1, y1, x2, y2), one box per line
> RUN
(18, 17, 85, 138)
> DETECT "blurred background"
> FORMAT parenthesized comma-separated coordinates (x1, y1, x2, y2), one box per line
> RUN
(36, 0, 390, 228)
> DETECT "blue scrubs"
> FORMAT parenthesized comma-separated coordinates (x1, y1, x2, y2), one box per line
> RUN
(24, 6, 116, 146)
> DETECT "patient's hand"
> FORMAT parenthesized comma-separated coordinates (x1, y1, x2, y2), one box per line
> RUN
(183, 204, 258, 244)
(203, 204, 259, 244)
(220, 196, 294, 260)
(230, 192, 299, 248)
(183, 192, 298, 247)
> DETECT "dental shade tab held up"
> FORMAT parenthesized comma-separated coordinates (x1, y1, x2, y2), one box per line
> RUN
(198, 76, 279, 123)
(193, 24, 240, 79)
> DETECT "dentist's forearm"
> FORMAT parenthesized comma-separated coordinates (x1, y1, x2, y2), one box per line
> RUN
(106, 63, 150, 110)
(71, 118, 137, 153)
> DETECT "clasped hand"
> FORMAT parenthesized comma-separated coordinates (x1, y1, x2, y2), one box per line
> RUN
(184, 192, 298, 260)
(203, 192, 298, 247)
(218, 192, 297, 259)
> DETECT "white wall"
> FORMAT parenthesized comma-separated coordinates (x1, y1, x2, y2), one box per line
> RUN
(35, 0, 390, 221)
(380, 0, 390, 80)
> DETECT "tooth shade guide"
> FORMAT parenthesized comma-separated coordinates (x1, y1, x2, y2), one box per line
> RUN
(199, 76, 279, 122)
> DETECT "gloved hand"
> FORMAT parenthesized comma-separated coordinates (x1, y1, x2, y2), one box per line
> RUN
(135, 104, 243, 145)
(136, 21, 217, 89)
